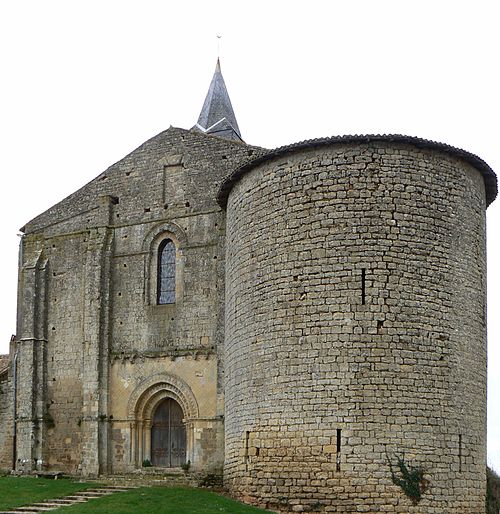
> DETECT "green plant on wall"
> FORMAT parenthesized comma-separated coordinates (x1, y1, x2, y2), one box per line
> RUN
(387, 452, 428, 505)
(42, 413, 55, 429)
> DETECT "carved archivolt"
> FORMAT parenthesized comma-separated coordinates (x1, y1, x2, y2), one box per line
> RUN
(127, 372, 199, 421)
(142, 221, 187, 253)
(142, 221, 187, 305)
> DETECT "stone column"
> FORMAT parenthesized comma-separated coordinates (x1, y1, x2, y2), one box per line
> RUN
(185, 420, 194, 465)
(80, 196, 115, 476)
(129, 422, 136, 468)
(137, 421, 143, 466)
(144, 421, 151, 462)
(15, 243, 48, 472)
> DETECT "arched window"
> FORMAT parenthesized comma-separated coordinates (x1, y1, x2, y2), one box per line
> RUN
(157, 239, 176, 304)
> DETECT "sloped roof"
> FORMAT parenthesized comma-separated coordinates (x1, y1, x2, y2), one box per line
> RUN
(218, 134, 497, 208)
(193, 59, 242, 142)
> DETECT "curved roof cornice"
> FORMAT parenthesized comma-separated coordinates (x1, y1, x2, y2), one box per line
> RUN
(217, 134, 497, 208)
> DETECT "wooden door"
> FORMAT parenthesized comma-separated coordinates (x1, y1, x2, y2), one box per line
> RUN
(151, 398, 186, 467)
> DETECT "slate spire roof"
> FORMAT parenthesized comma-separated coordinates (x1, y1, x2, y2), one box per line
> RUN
(193, 58, 243, 142)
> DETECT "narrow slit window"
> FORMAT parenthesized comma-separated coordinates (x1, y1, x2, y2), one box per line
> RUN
(336, 428, 342, 471)
(157, 239, 176, 304)
(244, 431, 250, 470)
(361, 268, 366, 305)
(458, 434, 462, 472)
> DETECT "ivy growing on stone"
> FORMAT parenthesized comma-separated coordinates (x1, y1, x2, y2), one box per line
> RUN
(387, 452, 428, 505)
(42, 413, 55, 429)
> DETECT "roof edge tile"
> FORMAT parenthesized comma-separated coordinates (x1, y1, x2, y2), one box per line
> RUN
(217, 134, 497, 208)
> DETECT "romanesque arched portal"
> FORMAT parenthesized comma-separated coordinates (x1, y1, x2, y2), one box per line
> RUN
(151, 398, 186, 467)
(127, 373, 199, 468)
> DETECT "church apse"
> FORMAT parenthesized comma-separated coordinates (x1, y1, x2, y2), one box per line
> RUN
(4, 60, 496, 513)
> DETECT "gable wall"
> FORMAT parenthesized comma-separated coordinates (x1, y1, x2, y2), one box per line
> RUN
(15, 128, 263, 474)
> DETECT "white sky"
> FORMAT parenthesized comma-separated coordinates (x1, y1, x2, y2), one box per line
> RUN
(0, 0, 499, 473)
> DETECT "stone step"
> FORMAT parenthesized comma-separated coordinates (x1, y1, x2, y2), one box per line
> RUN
(9, 509, 52, 513)
(31, 505, 70, 509)
(89, 472, 196, 486)
(30, 504, 74, 509)
(78, 489, 115, 493)
(52, 499, 82, 503)
(92, 487, 132, 491)
(30, 504, 69, 508)
(74, 491, 116, 496)
(0, 508, 45, 513)
(0, 485, 138, 514)
(21, 507, 57, 512)
(59, 497, 93, 502)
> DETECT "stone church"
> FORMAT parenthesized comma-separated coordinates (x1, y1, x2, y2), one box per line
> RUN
(0, 60, 497, 513)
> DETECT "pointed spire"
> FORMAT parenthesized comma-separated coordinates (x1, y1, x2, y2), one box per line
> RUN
(193, 59, 243, 142)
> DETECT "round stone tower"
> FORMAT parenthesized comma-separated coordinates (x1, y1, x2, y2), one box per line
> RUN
(218, 136, 496, 513)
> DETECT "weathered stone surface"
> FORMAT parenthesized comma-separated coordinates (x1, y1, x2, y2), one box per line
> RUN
(8, 126, 264, 476)
(0, 349, 14, 471)
(223, 142, 490, 513)
(0, 122, 495, 514)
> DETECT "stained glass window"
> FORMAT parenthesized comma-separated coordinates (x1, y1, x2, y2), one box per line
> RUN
(157, 239, 176, 304)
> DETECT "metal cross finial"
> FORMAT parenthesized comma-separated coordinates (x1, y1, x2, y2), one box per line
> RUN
(217, 34, 222, 58)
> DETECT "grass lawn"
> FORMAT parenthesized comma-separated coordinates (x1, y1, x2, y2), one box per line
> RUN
(0, 476, 97, 510)
(56, 487, 273, 514)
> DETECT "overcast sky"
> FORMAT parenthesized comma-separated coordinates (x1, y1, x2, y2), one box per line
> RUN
(0, 0, 499, 473)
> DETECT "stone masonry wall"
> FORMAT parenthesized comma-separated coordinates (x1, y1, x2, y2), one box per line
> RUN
(0, 357, 13, 470)
(15, 128, 264, 475)
(48, 234, 85, 470)
(224, 142, 488, 513)
(109, 355, 221, 472)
